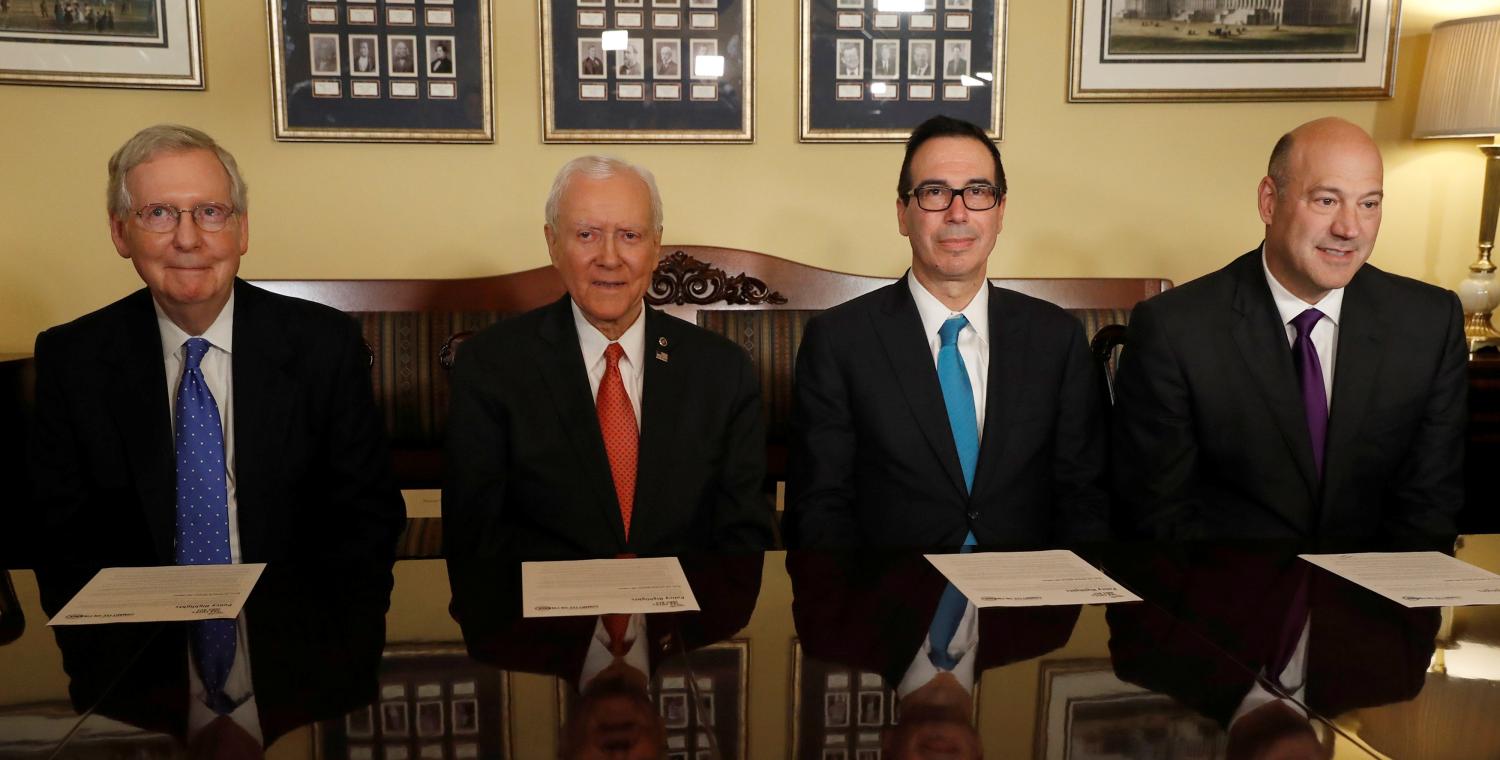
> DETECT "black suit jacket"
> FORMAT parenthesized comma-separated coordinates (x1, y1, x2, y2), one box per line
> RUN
(27, 280, 404, 566)
(1112, 250, 1467, 541)
(449, 552, 763, 687)
(443, 296, 774, 559)
(1107, 544, 1437, 726)
(40, 561, 391, 746)
(784, 278, 1109, 549)
(789, 552, 1080, 685)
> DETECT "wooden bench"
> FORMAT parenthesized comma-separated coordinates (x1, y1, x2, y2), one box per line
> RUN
(255, 246, 1171, 493)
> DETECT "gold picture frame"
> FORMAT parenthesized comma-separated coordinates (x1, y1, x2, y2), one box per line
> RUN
(267, 0, 494, 142)
(1067, 0, 1402, 102)
(798, 0, 1007, 143)
(540, 0, 754, 143)
(0, 0, 204, 89)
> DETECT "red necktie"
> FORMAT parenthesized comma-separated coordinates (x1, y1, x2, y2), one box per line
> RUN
(603, 614, 631, 656)
(597, 343, 638, 540)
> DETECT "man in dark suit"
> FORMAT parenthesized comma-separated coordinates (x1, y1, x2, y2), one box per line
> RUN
(581, 44, 604, 76)
(784, 115, 1109, 549)
(1112, 117, 1467, 542)
(429, 41, 453, 74)
(27, 124, 404, 569)
(443, 155, 774, 559)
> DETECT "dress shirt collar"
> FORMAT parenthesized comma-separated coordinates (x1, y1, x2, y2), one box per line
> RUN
(571, 298, 647, 371)
(907, 271, 990, 347)
(155, 292, 235, 361)
(1261, 247, 1344, 329)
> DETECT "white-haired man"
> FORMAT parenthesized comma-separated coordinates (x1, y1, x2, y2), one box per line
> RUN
(443, 156, 774, 558)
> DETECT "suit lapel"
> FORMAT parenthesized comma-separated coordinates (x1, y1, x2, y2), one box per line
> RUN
(230, 282, 297, 562)
(971, 285, 1026, 498)
(1321, 271, 1386, 514)
(103, 291, 176, 562)
(1228, 254, 1320, 504)
(536, 297, 628, 549)
(872, 282, 968, 500)
(632, 308, 683, 550)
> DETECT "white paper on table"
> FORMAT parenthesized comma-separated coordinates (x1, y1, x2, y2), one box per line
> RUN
(1299, 551, 1500, 608)
(48, 564, 266, 626)
(923, 550, 1141, 607)
(521, 557, 701, 617)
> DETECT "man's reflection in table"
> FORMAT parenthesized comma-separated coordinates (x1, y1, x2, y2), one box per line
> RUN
(789, 553, 1080, 760)
(35, 561, 392, 758)
(448, 551, 763, 760)
(1106, 544, 1439, 760)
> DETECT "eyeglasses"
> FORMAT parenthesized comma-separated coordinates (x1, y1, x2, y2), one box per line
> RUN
(905, 184, 1002, 212)
(132, 203, 237, 233)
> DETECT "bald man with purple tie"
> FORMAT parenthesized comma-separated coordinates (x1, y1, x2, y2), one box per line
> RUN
(1112, 118, 1468, 542)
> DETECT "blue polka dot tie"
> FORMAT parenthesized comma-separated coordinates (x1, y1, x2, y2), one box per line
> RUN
(174, 337, 237, 715)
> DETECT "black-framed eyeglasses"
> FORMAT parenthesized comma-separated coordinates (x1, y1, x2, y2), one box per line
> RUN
(904, 184, 1002, 212)
(132, 203, 237, 233)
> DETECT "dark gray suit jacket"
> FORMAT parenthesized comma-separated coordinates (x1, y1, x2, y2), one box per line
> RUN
(1112, 249, 1467, 541)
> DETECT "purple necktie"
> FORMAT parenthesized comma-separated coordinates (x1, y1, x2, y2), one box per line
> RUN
(1290, 308, 1328, 479)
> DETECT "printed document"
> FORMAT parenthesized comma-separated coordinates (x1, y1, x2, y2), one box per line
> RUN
(924, 550, 1140, 607)
(522, 556, 701, 617)
(1300, 552, 1500, 608)
(48, 564, 265, 626)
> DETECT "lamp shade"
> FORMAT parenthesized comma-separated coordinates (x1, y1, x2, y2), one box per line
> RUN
(1413, 15, 1500, 139)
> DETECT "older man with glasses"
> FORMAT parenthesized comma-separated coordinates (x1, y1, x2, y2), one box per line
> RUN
(784, 115, 1110, 551)
(28, 123, 404, 570)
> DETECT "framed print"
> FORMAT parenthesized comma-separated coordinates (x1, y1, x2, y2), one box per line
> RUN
(1035, 659, 1227, 760)
(541, 0, 753, 142)
(313, 644, 512, 760)
(799, 0, 1006, 142)
(1068, 0, 1400, 101)
(268, 0, 494, 142)
(0, 0, 204, 89)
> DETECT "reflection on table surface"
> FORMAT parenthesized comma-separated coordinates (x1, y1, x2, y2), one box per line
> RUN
(18, 538, 1500, 758)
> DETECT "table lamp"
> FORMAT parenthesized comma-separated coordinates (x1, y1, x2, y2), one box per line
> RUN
(1414, 14, 1500, 354)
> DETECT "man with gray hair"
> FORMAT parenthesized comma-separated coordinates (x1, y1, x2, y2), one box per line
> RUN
(443, 155, 773, 558)
(29, 123, 404, 568)
(28, 123, 403, 743)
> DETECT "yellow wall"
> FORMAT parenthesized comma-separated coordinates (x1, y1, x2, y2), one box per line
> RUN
(2, 0, 1497, 353)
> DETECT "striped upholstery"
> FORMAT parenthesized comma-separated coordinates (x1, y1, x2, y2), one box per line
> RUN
(697, 310, 821, 446)
(351, 311, 508, 447)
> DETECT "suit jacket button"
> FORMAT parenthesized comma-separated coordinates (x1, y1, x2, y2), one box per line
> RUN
(967, 511, 979, 521)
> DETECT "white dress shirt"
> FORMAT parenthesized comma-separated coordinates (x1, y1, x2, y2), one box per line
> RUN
(904, 274, 989, 689)
(156, 294, 241, 564)
(1262, 251, 1343, 406)
(1230, 619, 1310, 729)
(1236, 250, 1328, 730)
(896, 601, 979, 698)
(907, 272, 990, 436)
(154, 294, 260, 743)
(579, 613, 650, 689)
(572, 301, 647, 425)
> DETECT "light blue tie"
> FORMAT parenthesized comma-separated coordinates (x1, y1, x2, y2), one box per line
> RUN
(174, 337, 237, 714)
(929, 316, 980, 669)
(936, 316, 979, 492)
